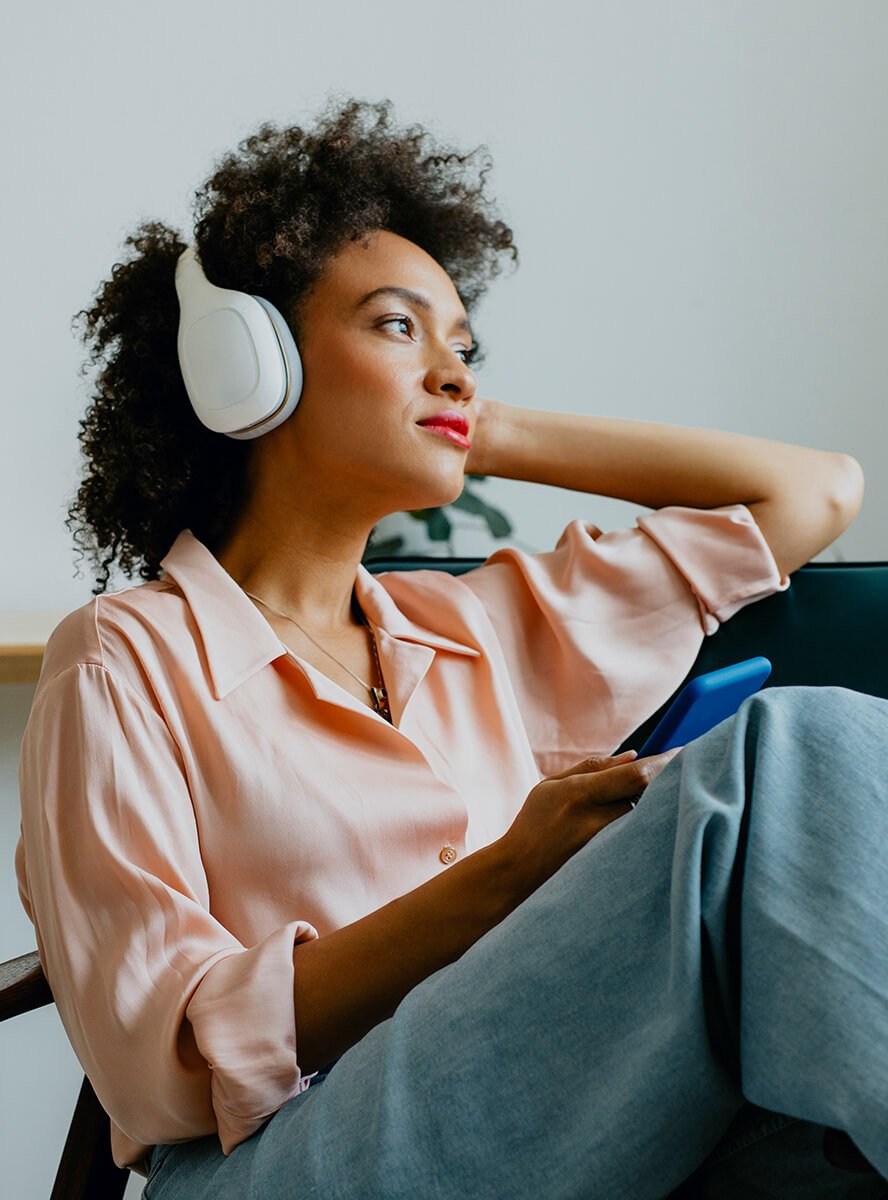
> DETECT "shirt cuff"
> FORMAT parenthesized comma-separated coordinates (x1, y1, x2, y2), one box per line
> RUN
(636, 504, 791, 635)
(185, 918, 318, 1155)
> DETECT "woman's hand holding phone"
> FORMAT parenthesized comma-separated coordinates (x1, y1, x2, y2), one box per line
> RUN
(498, 747, 682, 894)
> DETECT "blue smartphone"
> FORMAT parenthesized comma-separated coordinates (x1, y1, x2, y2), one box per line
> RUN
(636, 657, 772, 757)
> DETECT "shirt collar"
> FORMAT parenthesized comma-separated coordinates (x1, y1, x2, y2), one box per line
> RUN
(158, 528, 479, 701)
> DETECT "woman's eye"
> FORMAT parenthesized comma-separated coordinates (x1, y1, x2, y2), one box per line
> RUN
(381, 316, 476, 366)
(383, 316, 413, 336)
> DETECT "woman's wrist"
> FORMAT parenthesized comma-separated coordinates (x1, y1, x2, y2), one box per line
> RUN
(486, 829, 548, 908)
(464, 396, 511, 478)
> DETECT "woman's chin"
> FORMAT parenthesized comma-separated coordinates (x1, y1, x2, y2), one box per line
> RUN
(397, 468, 466, 513)
(423, 480, 468, 511)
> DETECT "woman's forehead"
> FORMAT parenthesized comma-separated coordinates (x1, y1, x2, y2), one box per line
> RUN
(315, 230, 465, 317)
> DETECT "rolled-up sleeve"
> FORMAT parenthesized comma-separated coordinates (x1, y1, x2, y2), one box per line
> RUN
(15, 662, 318, 1160)
(635, 503, 790, 634)
(458, 503, 790, 772)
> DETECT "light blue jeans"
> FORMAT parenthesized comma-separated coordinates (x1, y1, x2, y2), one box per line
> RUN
(142, 687, 888, 1199)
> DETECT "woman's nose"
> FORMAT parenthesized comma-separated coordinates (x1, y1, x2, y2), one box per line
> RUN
(425, 358, 476, 400)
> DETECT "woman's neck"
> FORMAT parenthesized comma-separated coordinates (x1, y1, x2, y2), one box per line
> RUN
(212, 511, 374, 637)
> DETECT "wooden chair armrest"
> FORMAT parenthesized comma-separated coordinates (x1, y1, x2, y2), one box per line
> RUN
(0, 949, 53, 1021)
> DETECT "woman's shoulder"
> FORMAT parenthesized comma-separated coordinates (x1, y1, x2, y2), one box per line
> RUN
(37, 577, 190, 697)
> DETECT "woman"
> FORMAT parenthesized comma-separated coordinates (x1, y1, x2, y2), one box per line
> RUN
(14, 96, 885, 1198)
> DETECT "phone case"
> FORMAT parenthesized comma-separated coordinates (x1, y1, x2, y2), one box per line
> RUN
(637, 656, 772, 757)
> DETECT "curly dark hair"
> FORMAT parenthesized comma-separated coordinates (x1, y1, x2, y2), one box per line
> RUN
(67, 93, 519, 594)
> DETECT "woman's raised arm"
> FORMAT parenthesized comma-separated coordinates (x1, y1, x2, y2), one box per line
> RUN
(464, 400, 865, 578)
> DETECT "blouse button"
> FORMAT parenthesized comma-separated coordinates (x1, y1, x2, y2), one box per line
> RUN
(439, 844, 457, 865)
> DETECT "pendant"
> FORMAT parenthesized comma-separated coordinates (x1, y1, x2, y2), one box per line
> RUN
(371, 685, 388, 713)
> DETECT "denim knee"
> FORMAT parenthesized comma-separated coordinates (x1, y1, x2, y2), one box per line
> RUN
(741, 682, 850, 721)
(736, 683, 878, 757)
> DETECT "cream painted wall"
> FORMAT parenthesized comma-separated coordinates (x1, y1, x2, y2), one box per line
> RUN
(3, 1, 887, 1193)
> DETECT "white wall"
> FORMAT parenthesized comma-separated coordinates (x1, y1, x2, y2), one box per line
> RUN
(3, 1, 887, 1194)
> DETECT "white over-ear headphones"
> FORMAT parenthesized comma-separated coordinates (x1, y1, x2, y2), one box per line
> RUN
(174, 246, 303, 440)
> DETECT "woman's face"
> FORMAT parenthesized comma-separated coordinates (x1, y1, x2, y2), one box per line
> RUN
(280, 228, 478, 520)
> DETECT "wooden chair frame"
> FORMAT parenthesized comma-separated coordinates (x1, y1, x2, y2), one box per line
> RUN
(0, 949, 130, 1198)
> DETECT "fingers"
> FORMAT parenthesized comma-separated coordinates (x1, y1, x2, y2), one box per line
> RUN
(552, 749, 638, 780)
(570, 746, 683, 809)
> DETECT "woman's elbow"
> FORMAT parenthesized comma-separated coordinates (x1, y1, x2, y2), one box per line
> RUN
(827, 453, 865, 533)
(754, 452, 865, 577)
(803, 452, 865, 564)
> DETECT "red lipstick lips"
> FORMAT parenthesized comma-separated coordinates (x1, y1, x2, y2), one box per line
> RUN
(416, 410, 469, 437)
(416, 410, 471, 450)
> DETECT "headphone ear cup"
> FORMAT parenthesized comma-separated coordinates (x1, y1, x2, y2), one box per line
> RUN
(175, 247, 303, 440)
(249, 295, 304, 432)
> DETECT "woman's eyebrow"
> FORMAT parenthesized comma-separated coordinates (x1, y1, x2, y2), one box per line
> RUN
(354, 286, 474, 337)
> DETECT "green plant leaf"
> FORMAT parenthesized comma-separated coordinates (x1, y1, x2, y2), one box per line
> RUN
(451, 487, 513, 537)
(404, 476, 513, 544)
(425, 508, 453, 541)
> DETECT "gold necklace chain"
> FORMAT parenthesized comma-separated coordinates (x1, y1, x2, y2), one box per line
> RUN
(243, 587, 391, 721)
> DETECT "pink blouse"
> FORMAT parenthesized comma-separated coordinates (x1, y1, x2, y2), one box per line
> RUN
(14, 504, 788, 1175)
